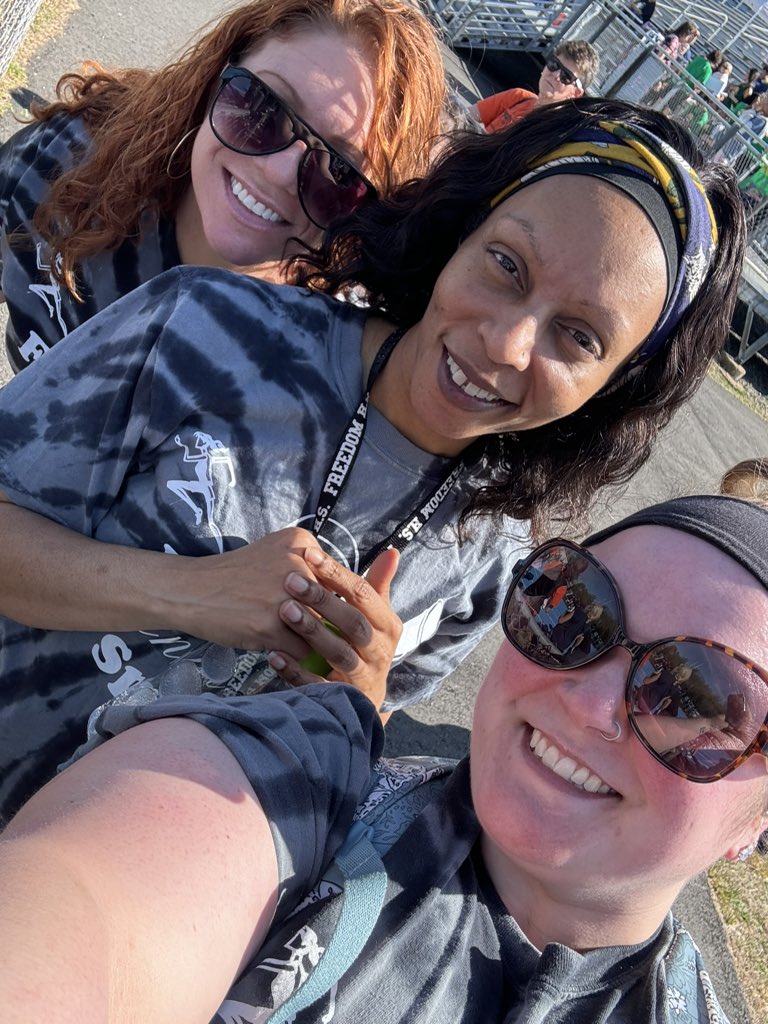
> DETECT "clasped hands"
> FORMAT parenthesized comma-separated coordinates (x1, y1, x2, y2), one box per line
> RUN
(184, 527, 401, 710)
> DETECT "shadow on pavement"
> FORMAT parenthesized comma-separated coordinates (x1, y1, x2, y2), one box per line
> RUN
(383, 710, 470, 760)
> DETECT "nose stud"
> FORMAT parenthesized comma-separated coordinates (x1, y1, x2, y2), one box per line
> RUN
(600, 720, 623, 742)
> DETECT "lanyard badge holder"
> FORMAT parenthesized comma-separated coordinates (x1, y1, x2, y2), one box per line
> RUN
(299, 329, 465, 677)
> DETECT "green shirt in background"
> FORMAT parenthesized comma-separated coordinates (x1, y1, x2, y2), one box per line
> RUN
(685, 54, 713, 86)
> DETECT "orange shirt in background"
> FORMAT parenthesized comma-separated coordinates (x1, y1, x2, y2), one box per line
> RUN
(476, 88, 538, 132)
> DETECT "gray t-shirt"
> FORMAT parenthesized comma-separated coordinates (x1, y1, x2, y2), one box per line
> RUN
(0, 267, 528, 819)
(0, 112, 179, 370)
(92, 685, 727, 1024)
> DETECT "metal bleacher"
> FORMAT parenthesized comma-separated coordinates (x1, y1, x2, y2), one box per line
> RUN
(426, 0, 768, 366)
(428, 0, 590, 51)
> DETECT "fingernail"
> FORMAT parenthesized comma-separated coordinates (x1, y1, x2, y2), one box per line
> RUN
(305, 548, 324, 566)
(283, 600, 303, 623)
(268, 652, 286, 670)
(286, 572, 310, 594)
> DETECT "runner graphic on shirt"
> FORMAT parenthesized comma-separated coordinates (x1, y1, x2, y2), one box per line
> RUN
(218, 924, 335, 1023)
(18, 243, 65, 363)
(167, 431, 236, 552)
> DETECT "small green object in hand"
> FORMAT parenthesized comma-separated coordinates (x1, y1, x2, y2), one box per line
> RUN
(299, 619, 342, 677)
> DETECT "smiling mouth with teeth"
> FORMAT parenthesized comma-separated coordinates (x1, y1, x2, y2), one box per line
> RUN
(230, 176, 283, 223)
(530, 728, 616, 795)
(446, 352, 504, 404)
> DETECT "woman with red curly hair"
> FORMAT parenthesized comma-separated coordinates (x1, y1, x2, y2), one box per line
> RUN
(0, 0, 446, 371)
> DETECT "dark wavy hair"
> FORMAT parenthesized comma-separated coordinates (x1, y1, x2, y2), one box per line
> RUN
(295, 98, 746, 542)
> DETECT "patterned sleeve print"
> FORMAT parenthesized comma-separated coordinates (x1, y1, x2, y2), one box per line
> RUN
(0, 119, 52, 286)
(1, 113, 180, 371)
(1, 116, 92, 359)
(0, 265, 323, 537)
(0, 269, 366, 822)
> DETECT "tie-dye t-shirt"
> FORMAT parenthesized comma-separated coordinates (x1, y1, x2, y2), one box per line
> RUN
(0, 267, 529, 819)
(90, 685, 715, 1024)
(0, 112, 179, 371)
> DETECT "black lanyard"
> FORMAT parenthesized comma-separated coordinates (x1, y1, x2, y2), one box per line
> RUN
(312, 328, 464, 574)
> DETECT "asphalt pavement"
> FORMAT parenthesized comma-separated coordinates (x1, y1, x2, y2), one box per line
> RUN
(2, 4, 766, 1021)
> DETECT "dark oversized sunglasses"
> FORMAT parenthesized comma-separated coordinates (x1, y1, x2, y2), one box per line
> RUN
(544, 54, 582, 90)
(209, 66, 377, 230)
(502, 539, 768, 783)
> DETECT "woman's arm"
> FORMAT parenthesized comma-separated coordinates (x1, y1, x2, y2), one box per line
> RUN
(0, 492, 401, 668)
(0, 717, 278, 1024)
(0, 490, 191, 632)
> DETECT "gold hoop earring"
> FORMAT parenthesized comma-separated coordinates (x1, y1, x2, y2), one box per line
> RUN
(166, 127, 200, 181)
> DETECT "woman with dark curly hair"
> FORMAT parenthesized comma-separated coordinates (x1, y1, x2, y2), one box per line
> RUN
(0, 0, 446, 371)
(300, 98, 744, 540)
(0, 99, 745, 820)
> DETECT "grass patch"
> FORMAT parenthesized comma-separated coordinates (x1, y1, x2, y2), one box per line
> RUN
(707, 358, 768, 424)
(0, 0, 79, 115)
(709, 855, 768, 1023)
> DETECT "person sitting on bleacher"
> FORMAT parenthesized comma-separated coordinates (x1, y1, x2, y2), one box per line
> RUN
(468, 40, 599, 133)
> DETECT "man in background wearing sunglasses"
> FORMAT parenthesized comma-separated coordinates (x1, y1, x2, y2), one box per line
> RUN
(470, 40, 599, 134)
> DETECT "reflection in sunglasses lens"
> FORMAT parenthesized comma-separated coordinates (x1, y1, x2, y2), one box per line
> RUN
(507, 545, 619, 667)
(302, 148, 369, 227)
(630, 641, 766, 780)
(214, 79, 293, 153)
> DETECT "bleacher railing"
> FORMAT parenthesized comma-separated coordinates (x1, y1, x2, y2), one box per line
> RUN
(427, 0, 594, 52)
(652, 0, 768, 87)
(560, 0, 768, 284)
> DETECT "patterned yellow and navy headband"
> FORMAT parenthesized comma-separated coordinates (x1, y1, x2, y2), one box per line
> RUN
(489, 120, 719, 366)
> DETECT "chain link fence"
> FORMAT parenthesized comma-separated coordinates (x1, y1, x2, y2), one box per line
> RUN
(0, 0, 46, 77)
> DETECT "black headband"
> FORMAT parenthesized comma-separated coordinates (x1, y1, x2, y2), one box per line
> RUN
(584, 495, 768, 592)
(522, 165, 681, 304)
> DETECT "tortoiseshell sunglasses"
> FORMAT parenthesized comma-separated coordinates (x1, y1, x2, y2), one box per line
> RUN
(502, 539, 768, 783)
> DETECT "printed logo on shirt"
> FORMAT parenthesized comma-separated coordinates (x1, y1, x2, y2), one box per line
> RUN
(291, 514, 361, 574)
(167, 431, 237, 552)
(393, 599, 445, 662)
(218, 925, 337, 1023)
(18, 243, 64, 363)
(91, 630, 196, 697)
